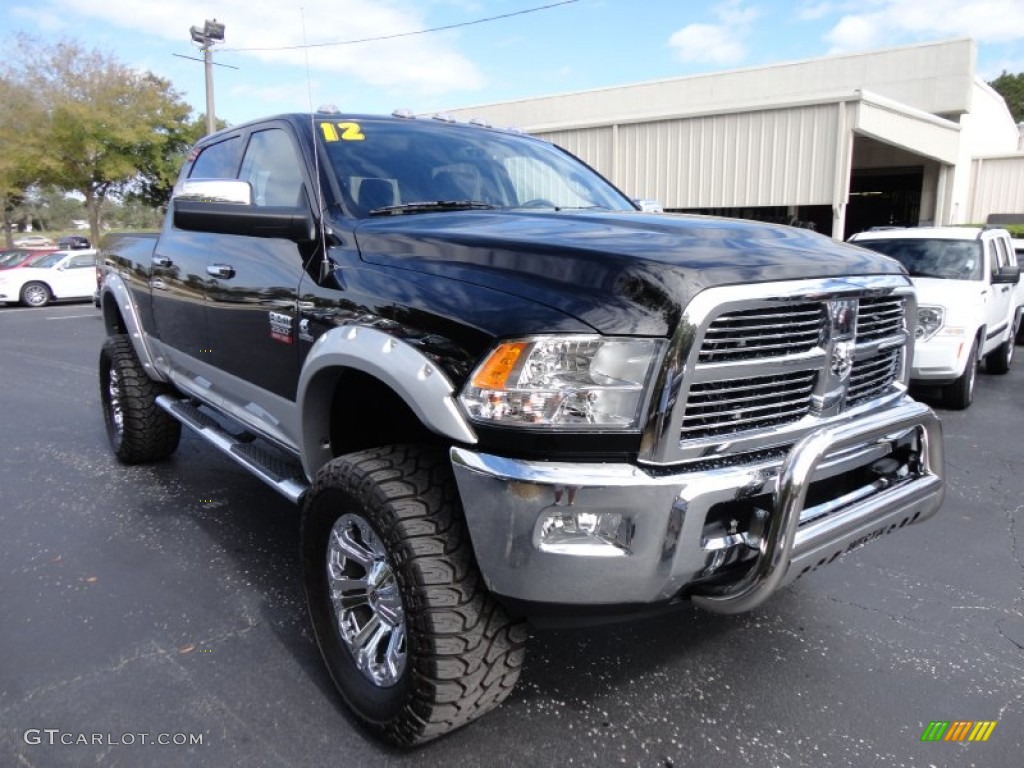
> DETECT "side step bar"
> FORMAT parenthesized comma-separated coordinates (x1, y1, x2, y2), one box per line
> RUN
(156, 395, 309, 504)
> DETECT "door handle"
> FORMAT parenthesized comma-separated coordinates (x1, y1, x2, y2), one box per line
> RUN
(152, 255, 172, 268)
(206, 264, 236, 279)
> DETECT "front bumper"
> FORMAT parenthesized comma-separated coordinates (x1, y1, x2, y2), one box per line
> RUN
(911, 334, 973, 383)
(451, 398, 943, 613)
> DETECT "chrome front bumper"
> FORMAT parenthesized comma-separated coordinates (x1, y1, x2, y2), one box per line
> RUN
(450, 399, 944, 613)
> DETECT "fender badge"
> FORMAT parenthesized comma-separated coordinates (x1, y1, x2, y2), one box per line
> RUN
(269, 311, 293, 344)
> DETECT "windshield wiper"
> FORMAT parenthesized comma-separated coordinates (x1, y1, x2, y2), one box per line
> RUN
(368, 201, 498, 216)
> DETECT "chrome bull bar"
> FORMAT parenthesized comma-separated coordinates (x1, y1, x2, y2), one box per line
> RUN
(692, 399, 944, 614)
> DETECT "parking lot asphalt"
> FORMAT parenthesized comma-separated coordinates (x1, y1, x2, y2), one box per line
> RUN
(1, 302, 1022, 768)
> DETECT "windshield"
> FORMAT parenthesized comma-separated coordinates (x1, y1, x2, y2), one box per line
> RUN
(856, 238, 983, 281)
(321, 118, 633, 218)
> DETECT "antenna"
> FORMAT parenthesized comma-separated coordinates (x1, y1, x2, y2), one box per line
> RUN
(300, 7, 332, 282)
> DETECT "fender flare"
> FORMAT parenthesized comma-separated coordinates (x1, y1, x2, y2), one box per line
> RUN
(101, 272, 167, 382)
(296, 325, 477, 478)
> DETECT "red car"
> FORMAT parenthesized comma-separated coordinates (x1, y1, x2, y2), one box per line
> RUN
(0, 248, 58, 270)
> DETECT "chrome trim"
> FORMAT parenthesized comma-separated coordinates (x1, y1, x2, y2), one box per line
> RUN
(691, 399, 943, 613)
(639, 275, 916, 465)
(174, 178, 253, 205)
(297, 325, 477, 479)
(102, 272, 166, 382)
(157, 395, 307, 504)
(449, 396, 943, 608)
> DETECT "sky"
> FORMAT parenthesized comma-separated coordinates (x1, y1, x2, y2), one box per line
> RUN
(2, 0, 1023, 126)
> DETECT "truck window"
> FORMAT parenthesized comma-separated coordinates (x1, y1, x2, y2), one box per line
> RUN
(321, 119, 633, 218)
(239, 129, 306, 207)
(190, 136, 242, 179)
(993, 237, 1011, 270)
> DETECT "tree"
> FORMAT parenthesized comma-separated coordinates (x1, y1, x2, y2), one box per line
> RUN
(133, 113, 229, 212)
(6, 37, 192, 245)
(0, 78, 53, 247)
(989, 71, 1024, 124)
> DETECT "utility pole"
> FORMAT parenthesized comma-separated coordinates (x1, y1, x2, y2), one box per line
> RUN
(189, 19, 226, 135)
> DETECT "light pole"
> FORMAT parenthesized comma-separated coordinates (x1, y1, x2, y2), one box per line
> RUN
(189, 19, 226, 135)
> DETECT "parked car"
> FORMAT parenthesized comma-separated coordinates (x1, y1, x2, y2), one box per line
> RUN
(0, 248, 58, 270)
(0, 249, 97, 307)
(13, 235, 54, 248)
(58, 235, 92, 250)
(850, 226, 1022, 409)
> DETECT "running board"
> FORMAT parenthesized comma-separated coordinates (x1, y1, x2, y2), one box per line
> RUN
(156, 395, 309, 504)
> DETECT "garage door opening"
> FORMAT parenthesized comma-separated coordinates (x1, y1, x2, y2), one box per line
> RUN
(846, 167, 923, 238)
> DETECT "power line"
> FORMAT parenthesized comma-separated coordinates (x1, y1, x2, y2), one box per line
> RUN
(220, 0, 580, 53)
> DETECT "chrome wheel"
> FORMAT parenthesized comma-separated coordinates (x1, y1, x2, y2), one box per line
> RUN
(327, 513, 406, 687)
(107, 367, 125, 436)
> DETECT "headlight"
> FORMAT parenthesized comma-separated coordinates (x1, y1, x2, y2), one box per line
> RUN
(460, 336, 663, 430)
(916, 306, 944, 342)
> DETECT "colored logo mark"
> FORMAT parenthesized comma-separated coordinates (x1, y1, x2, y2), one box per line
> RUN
(920, 721, 997, 742)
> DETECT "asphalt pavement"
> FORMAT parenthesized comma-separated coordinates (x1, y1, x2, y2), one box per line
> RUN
(1, 302, 1022, 768)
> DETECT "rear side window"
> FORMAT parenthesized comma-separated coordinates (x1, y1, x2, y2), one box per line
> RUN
(67, 254, 96, 269)
(190, 136, 242, 179)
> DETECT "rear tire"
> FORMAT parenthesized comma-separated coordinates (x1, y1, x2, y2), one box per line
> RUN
(301, 445, 527, 746)
(943, 339, 978, 410)
(21, 282, 51, 307)
(99, 335, 181, 463)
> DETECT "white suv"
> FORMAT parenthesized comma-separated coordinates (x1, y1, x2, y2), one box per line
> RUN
(850, 227, 1022, 409)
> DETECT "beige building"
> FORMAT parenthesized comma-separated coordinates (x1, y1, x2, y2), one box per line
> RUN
(444, 39, 1024, 239)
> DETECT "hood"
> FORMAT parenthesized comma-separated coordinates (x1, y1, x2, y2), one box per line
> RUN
(353, 210, 906, 336)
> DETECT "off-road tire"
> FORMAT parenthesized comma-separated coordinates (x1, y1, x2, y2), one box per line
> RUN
(942, 339, 978, 410)
(21, 281, 51, 307)
(301, 445, 527, 746)
(99, 335, 181, 463)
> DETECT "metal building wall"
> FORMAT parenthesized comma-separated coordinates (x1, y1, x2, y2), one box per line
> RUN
(538, 126, 615, 178)
(535, 104, 840, 209)
(968, 155, 1024, 221)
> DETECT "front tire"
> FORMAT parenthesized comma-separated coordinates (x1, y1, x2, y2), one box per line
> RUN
(943, 339, 978, 410)
(986, 331, 1014, 375)
(99, 335, 181, 463)
(21, 282, 51, 307)
(301, 445, 527, 746)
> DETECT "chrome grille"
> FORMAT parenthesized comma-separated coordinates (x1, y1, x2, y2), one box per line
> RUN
(680, 370, 817, 439)
(857, 297, 905, 342)
(848, 349, 900, 405)
(699, 303, 824, 362)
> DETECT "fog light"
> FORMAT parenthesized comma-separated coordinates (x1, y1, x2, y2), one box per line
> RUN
(536, 510, 633, 557)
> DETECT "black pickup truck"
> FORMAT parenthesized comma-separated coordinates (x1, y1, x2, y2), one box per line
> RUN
(97, 110, 944, 745)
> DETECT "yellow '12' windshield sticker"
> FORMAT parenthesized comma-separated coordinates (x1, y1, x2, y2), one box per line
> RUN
(320, 122, 365, 142)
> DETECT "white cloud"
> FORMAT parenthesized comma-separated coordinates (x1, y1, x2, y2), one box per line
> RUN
(824, 0, 1024, 53)
(668, 1, 760, 66)
(44, 0, 484, 93)
(10, 6, 68, 33)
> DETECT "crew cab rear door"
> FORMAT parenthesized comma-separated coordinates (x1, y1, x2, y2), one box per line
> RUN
(152, 133, 244, 360)
(985, 235, 1014, 347)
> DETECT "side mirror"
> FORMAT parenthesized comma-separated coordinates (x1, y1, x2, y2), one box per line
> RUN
(172, 179, 316, 243)
(633, 199, 664, 213)
(174, 179, 253, 205)
(993, 264, 1021, 285)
